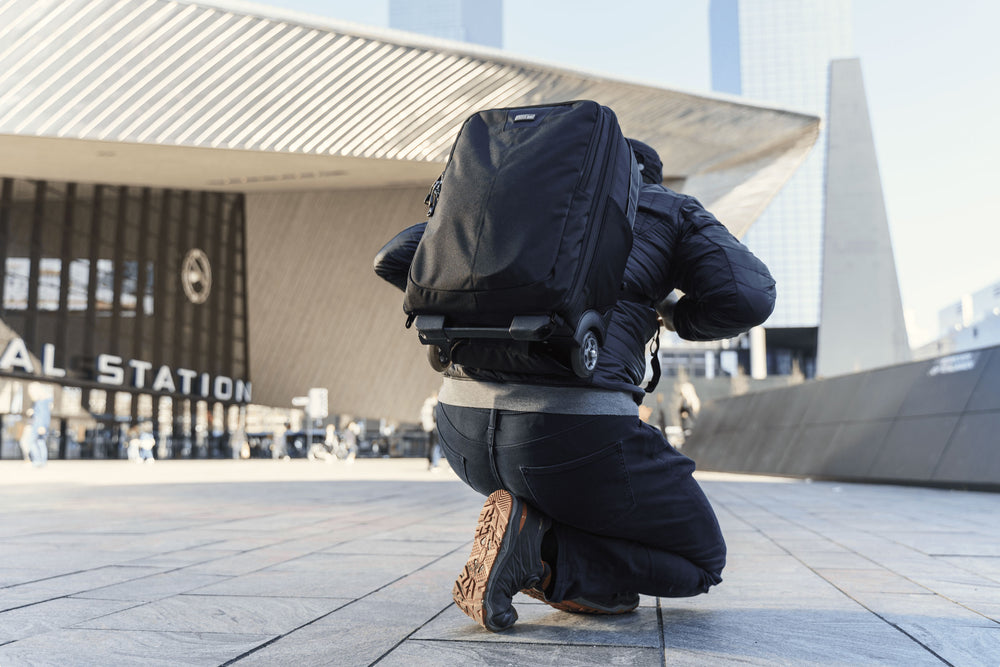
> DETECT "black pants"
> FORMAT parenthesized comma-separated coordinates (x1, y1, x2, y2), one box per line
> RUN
(436, 403, 726, 601)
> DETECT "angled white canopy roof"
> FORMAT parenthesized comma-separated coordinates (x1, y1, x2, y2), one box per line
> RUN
(0, 0, 819, 236)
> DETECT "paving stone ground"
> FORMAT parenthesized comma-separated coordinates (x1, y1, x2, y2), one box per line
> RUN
(1, 459, 998, 666)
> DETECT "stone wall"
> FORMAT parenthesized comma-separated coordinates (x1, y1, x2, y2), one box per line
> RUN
(683, 345, 1000, 489)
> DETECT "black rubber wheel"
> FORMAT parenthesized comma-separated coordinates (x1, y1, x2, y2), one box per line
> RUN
(571, 329, 600, 378)
(427, 345, 451, 372)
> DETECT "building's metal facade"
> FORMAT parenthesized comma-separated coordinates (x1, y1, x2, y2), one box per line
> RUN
(0, 0, 820, 456)
(0, 176, 250, 458)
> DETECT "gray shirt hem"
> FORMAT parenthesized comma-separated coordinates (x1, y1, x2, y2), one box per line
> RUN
(438, 377, 639, 416)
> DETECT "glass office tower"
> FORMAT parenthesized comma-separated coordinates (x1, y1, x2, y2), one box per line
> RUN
(389, 0, 503, 48)
(711, 0, 854, 331)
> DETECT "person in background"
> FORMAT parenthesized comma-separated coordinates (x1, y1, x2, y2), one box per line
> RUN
(23, 383, 52, 467)
(341, 418, 359, 464)
(127, 425, 142, 462)
(421, 391, 441, 471)
(138, 424, 156, 463)
(678, 381, 701, 437)
(653, 393, 670, 437)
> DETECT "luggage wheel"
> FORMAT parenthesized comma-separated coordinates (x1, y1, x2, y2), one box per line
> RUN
(428, 345, 451, 372)
(571, 329, 600, 378)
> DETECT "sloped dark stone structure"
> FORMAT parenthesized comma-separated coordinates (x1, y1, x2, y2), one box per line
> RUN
(683, 345, 1000, 489)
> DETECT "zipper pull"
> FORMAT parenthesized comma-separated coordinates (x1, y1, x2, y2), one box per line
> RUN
(424, 174, 443, 217)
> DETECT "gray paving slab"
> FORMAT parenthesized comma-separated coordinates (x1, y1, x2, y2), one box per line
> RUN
(252, 552, 448, 598)
(175, 534, 303, 552)
(379, 640, 662, 666)
(234, 597, 452, 667)
(69, 571, 233, 602)
(0, 629, 274, 667)
(0, 568, 52, 588)
(234, 549, 465, 666)
(190, 568, 378, 599)
(74, 594, 345, 635)
(0, 597, 136, 643)
(941, 555, 1000, 582)
(2, 459, 999, 666)
(321, 537, 469, 556)
(125, 548, 245, 568)
(1, 566, 171, 612)
(0, 544, 159, 572)
(659, 607, 946, 666)
(415, 601, 662, 647)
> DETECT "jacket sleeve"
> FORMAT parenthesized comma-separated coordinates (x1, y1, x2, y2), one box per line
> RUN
(670, 198, 776, 341)
(373, 222, 426, 292)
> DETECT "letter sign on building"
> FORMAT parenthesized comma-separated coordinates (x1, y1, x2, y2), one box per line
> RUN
(0, 337, 250, 403)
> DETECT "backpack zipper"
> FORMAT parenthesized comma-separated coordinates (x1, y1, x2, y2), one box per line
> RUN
(562, 110, 617, 314)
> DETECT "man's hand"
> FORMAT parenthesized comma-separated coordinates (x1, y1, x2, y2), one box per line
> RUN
(656, 292, 679, 332)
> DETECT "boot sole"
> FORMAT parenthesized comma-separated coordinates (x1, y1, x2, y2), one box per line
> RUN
(452, 490, 515, 631)
(520, 587, 639, 615)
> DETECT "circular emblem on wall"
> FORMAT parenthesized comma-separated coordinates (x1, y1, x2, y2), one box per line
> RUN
(181, 248, 212, 304)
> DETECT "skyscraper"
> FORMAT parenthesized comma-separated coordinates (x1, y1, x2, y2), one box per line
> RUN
(710, 0, 916, 378)
(712, 0, 854, 334)
(389, 0, 503, 48)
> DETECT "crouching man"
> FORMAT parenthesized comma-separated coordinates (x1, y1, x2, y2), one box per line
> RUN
(374, 139, 775, 632)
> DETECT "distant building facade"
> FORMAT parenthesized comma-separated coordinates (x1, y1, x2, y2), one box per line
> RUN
(0, 178, 251, 459)
(389, 0, 503, 48)
(916, 279, 1000, 358)
(711, 0, 853, 331)
(939, 280, 1000, 334)
(708, 0, 909, 378)
(0, 0, 817, 459)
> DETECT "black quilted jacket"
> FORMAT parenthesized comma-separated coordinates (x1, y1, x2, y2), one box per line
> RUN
(374, 183, 776, 401)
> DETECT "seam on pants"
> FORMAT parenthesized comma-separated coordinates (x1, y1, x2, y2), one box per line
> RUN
(487, 408, 501, 486)
(493, 413, 605, 447)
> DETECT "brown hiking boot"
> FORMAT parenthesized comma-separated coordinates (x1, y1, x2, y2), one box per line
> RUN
(521, 587, 640, 615)
(452, 490, 551, 632)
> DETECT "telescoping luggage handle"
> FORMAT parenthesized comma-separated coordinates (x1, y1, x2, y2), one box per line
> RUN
(414, 311, 606, 378)
(415, 314, 555, 344)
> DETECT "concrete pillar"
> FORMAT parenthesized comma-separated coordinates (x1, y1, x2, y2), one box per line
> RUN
(750, 326, 767, 379)
(817, 58, 910, 376)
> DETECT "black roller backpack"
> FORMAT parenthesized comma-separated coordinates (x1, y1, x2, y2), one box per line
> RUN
(403, 100, 640, 378)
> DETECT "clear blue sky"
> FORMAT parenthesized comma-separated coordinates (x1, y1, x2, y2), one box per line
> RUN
(255, 0, 999, 346)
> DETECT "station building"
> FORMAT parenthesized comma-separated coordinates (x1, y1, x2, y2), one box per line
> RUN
(0, 0, 818, 458)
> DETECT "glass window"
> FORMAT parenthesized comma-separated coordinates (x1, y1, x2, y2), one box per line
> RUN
(1, 177, 248, 402)
(3, 258, 29, 310)
(38, 258, 61, 311)
(143, 263, 154, 315)
(68, 259, 89, 310)
(96, 259, 114, 312)
(120, 260, 138, 312)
